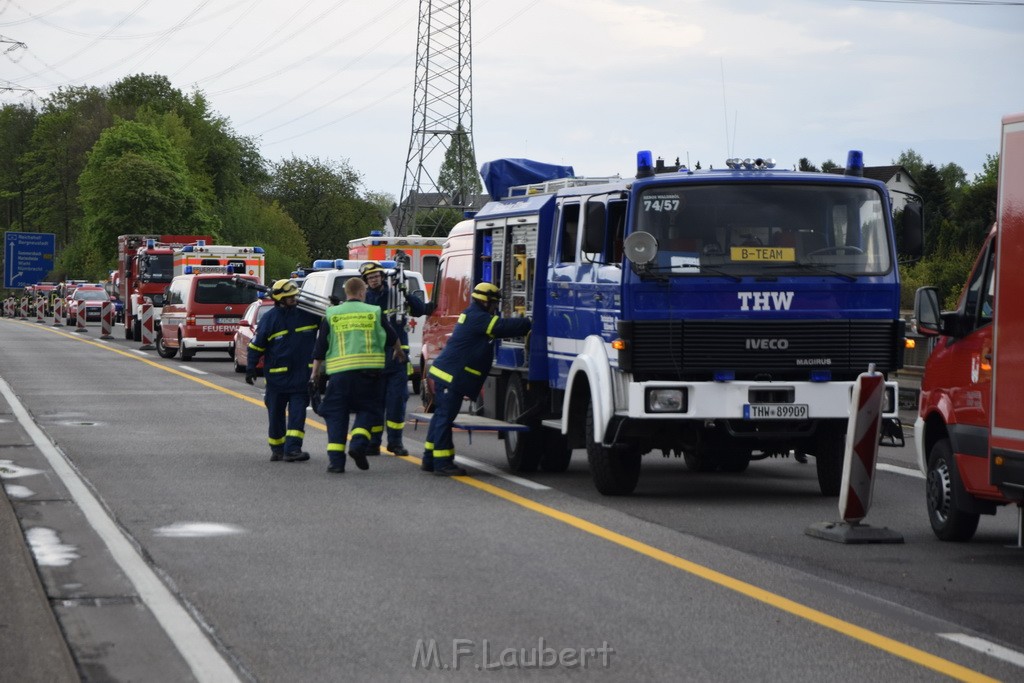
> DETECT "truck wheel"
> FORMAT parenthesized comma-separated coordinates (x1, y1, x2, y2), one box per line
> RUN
(503, 374, 541, 472)
(586, 402, 640, 495)
(419, 362, 435, 413)
(125, 316, 134, 340)
(719, 450, 752, 473)
(133, 317, 141, 341)
(539, 431, 573, 473)
(156, 329, 177, 359)
(683, 450, 717, 472)
(814, 424, 845, 497)
(180, 334, 195, 361)
(926, 438, 980, 542)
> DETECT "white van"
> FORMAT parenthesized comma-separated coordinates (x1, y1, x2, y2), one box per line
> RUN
(299, 263, 427, 371)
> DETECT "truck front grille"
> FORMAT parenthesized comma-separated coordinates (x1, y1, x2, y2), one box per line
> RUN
(627, 319, 898, 381)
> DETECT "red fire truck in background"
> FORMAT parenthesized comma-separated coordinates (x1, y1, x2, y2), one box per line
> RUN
(913, 111, 1024, 542)
(347, 231, 442, 296)
(117, 234, 213, 340)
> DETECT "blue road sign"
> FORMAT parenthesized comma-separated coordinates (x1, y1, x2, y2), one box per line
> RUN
(4, 232, 57, 289)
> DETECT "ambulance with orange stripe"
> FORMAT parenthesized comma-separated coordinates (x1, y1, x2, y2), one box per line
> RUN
(173, 242, 265, 283)
(347, 231, 441, 296)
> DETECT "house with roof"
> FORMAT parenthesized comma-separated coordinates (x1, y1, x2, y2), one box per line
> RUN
(829, 165, 917, 213)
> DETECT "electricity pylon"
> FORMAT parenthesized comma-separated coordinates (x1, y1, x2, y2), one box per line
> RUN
(396, 0, 475, 237)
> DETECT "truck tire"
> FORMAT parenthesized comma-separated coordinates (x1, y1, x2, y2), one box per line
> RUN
(180, 334, 195, 361)
(814, 423, 845, 497)
(926, 438, 980, 542)
(156, 329, 177, 359)
(586, 402, 640, 495)
(125, 315, 134, 340)
(133, 317, 142, 341)
(539, 431, 573, 473)
(719, 450, 752, 473)
(503, 374, 541, 472)
(683, 450, 717, 472)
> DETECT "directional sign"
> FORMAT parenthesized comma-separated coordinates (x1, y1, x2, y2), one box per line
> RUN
(4, 231, 56, 289)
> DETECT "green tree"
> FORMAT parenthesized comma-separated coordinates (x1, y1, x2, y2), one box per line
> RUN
(22, 86, 111, 246)
(219, 191, 308, 280)
(893, 149, 925, 181)
(0, 103, 38, 230)
(77, 120, 217, 277)
(265, 156, 379, 261)
(437, 124, 481, 206)
(798, 158, 818, 172)
(820, 159, 840, 173)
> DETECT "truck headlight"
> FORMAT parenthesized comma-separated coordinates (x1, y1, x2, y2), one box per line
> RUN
(647, 388, 686, 413)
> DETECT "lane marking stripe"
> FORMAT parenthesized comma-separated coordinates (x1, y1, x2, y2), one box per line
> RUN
(0, 374, 241, 683)
(940, 634, 1024, 668)
(452, 474, 1000, 683)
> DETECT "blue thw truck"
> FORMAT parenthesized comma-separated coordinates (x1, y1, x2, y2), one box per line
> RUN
(469, 153, 922, 496)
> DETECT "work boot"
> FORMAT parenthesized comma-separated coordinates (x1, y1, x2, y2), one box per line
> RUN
(326, 465, 345, 474)
(420, 452, 433, 472)
(365, 445, 381, 456)
(388, 444, 409, 456)
(284, 450, 310, 462)
(348, 448, 370, 471)
(432, 458, 467, 477)
(270, 450, 285, 462)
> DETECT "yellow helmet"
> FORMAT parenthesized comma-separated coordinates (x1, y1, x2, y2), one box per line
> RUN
(359, 261, 386, 278)
(471, 282, 502, 303)
(270, 279, 299, 301)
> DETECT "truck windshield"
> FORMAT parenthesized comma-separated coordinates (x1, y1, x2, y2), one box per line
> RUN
(140, 254, 174, 282)
(634, 183, 891, 277)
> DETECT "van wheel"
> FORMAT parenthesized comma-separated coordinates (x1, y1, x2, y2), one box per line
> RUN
(926, 438, 980, 541)
(503, 374, 541, 472)
(156, 329, 177, 359)
(586, 402, 640, 495)
(180, 334, 195, 361)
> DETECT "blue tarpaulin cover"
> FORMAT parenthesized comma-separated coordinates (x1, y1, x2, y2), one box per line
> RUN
(479, 159, 575, 201)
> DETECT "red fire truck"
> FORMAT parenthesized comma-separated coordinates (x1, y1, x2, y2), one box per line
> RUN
(117, 234, 213, 340)
(913, 111, 1024, 541)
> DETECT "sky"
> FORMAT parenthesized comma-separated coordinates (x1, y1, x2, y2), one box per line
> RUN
(2, 0, 1023, 201)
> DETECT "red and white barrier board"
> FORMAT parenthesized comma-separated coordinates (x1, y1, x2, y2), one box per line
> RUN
(838, 370, 885, 523)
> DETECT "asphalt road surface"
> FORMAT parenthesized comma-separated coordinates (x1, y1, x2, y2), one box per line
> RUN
(2, 317, 1023, 682)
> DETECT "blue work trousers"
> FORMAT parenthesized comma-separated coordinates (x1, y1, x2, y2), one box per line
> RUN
(319, 371, 384, 469)
(424, 381, 464, 462)
(370, 368, 410, 449)
(265, 387, 309, 455)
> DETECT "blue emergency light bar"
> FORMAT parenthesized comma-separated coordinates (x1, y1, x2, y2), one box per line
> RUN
(310, 259, 399, 271)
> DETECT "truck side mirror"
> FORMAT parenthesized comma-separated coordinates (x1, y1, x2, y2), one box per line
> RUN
(913, 286, 942, 336)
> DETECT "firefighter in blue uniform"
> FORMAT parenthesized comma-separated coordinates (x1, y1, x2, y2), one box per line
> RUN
(360, 261, 434, 457)
(311, 276, 404, 474)
(424, 282, 532, 476)
(246, 279, 321, 462)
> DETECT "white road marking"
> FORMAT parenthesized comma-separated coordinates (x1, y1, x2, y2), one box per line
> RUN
(175, 365, 209, 375)
(455, 456, 551, 490)
(939, 633, 1024, 669)
(155, 522, 245, 538)
(877, 463, 925, 479)
(0, 376, 240, 683)
(25, 527, 79, 566)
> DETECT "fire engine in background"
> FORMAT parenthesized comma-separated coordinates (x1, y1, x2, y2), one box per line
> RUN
(464, 154, 922, 496)
(347, 231, 442, 296)
(913, 112, 1024, 542)
(117, 234, 213, 340)
(173, 242, 265, 283)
